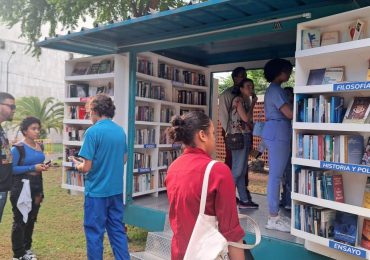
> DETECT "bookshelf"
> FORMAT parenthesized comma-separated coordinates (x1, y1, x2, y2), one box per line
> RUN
(133, 52, 210, 197)
(292, 7, 370, 260)
(62, 52, 212, 197)
(62, 54, 129, 192)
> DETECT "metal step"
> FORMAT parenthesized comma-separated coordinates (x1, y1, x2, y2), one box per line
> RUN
(130, 251, 166, 260)
(145, 232, 172, 260)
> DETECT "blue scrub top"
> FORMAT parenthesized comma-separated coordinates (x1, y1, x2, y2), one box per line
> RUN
(262, 83, 291, 142)
(79, 119, 127, 197)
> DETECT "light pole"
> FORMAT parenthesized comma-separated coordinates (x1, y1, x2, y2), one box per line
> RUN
(6, 51, 16, 92)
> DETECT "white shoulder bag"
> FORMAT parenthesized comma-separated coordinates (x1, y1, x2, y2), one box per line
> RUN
(184, 160, 261, 260)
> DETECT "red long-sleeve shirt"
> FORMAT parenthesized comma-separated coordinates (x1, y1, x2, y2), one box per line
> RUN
(165, 147, 245, 260)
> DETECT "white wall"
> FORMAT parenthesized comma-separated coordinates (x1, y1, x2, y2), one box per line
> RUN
(0, 24, 71, 142)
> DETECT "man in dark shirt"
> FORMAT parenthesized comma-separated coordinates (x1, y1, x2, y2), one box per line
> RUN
(0, 92, 16, 223)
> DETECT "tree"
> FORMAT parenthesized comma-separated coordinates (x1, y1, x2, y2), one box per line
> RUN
(0, 0, 205, 56)
(9, 96, 64, 139)
(217, 68, 295, 95)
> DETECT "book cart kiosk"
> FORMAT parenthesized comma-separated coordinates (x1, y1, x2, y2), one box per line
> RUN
(38, 1, 370, 259)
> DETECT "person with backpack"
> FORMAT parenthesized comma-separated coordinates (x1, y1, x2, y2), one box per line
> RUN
(10, 116, 49, 260)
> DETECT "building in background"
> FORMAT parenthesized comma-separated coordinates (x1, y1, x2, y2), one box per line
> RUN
(0, 25, 71, 142)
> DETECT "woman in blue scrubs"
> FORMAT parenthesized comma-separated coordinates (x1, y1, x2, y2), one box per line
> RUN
(262, 59, 293, 232)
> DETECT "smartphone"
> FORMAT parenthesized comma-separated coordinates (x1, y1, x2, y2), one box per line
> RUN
(44, 160, 52, 166)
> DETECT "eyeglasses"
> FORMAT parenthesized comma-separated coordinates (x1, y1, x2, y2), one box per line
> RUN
(0, 103, 16, 110)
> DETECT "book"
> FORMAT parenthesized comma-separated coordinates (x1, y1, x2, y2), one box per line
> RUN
(321, 209, 336, 238)
(362, 179, 370, 249)
(302, 29, 321, 49)
(78, 106, 87, 120)
(69, 84, 89, 98)
(72, 62, 90, 75)
(87, 63, 101, 74)
(325, 174, 334, 201)
(348, 19, 366, 41)
(321, 31, 339, 46)
(334, 212, 358, 246)
(322, 67, 345, 84)
(343, 97, 370, 123)
(347, 135, 364, 164)
(332, 175, 344, 203)
(330, 96, 344, 123)
(362, 137, 370, 166)
(98, 60, 111, 73)
(307, 68, 326, 85)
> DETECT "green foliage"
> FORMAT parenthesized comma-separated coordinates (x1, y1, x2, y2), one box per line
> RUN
(10, 96, 64, 139)
(217, 68, 295, 95)
(0, 0, 205, 56)
(218, 75, 233, 94)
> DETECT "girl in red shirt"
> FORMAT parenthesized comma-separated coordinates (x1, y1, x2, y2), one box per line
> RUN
(165, 111, 245, 260)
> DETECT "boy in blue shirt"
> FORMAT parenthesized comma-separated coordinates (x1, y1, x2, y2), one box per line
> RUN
(71, 94, 129, 260)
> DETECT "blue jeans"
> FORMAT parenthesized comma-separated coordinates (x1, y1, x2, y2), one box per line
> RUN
(0, 191, 7, 223)
(84, 194, 129, 260)
(265, 139, 291, 215)
(231, 134, 252, 202)
(280, 152, 292, 207)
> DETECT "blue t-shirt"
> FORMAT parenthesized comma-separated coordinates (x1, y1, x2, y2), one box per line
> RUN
(264, 82, 289, 121)
(263, 83, 292, 142)
(79, 119, 127, 197)
(11, 143, 45, 174)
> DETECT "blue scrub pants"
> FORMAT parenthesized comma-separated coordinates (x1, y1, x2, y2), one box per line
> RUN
(0, 191, 7, 223)
(264, 138, 291, 215)
(231, 133, 252, 202)
(84, 194, 129, 260)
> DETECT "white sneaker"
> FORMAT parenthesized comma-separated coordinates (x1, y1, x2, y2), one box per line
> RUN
(26, 250, 36, 258)
(266, 215, 291, 232)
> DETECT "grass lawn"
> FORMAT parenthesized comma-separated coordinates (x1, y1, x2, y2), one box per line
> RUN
(0, 167, 147, 259)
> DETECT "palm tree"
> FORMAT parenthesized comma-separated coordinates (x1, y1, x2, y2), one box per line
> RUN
(10, 96, 64, 139)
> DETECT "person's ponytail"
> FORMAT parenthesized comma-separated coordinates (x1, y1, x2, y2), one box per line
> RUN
(167, 111, 211, 147)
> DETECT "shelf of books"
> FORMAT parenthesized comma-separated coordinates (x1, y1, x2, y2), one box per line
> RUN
(133, 52, 210, 197)
(62, 54, 128, 192)
(292, 7, 370, 260)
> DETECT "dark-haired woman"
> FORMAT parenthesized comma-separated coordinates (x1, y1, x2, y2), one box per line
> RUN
(10, 116, 49, 260)
(165, 111, 245, 260)
(262, 59, 293, 232)
(229, 78, 258, 209)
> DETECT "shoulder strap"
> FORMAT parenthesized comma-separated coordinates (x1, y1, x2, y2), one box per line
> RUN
(199, 160, 262, 250)
(226, 95, 238, 134)
(13, 143, 26, 166)
(228, 215, 262, 249)
(199, 160, 217, 215)
(39, 142, 44, 152)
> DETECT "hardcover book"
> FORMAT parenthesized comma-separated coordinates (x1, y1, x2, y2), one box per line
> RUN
(346, 135, 364, 164)
(72, 62, 90, 75)
(332, 175, 344, 203)
(321, 31, 339, 46)
(302, 29, 321, 49)
(87, 63, 101, 74)
(321, 209, 336, 238)
(307, 68, 326, 85)
(361, 181, 370, 249)
(343, 97, 370, 123)
(69, 84, 89, 98)
(334, 212, 358, 246)
(322, 67, 345, 84)
(348, 19, 366, 41)
(98, 60, 112, 74)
